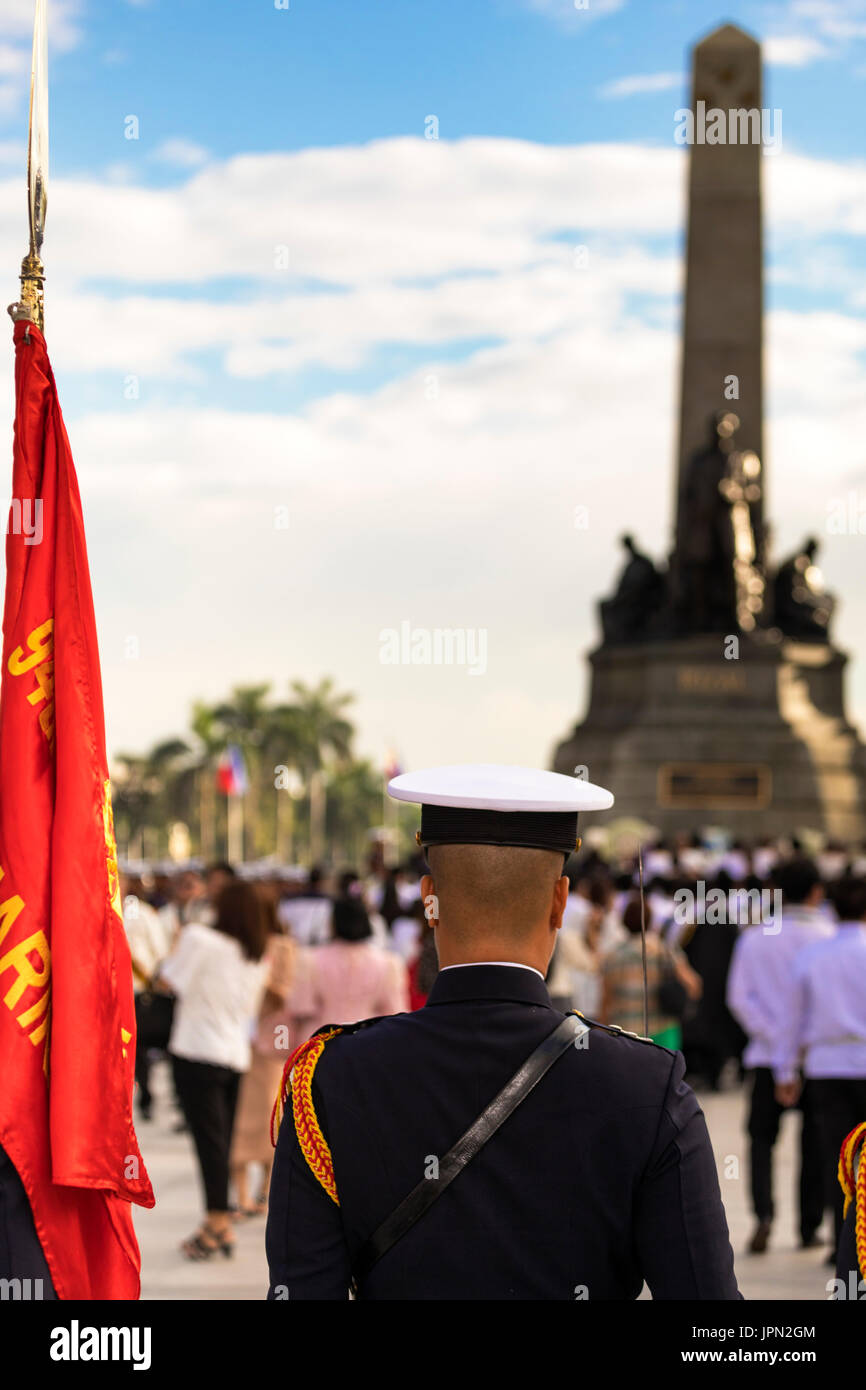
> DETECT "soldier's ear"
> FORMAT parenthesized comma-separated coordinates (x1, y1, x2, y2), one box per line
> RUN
(550, 875, 568, 931)
(420, 874, 438, 926)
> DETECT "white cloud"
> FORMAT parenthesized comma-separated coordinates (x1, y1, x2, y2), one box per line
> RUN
(0, 40, 28, 115)
(0, 42, 28, 77)
(0, 139, 860, 387)
(764, 0, 866, 67)
(1, 134, 866, 766)
(0, 0, 82, 53)
(11, 291, 863, 770)
(0, 0, 82, 117)
(599, 72, 682, 99)
(524, 0, 626, 26)
(0, 138, 687, 297)
(11, 139, 865, 299)
(150, 138, 210, 169)
(0, 138, 24, 164)
(787, 0, 866, 42)
(763, 34, 830, 65)
(36, 248, 680, 380)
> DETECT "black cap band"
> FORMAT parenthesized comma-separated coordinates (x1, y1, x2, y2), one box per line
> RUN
(419, 804, 579, 856)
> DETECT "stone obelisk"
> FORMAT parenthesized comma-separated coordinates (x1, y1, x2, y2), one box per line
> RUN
(552, 22, 866, 841)
(676, 24, 764, 534)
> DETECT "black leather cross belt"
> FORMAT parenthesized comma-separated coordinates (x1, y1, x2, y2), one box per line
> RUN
(350, 1011, 589, 1289)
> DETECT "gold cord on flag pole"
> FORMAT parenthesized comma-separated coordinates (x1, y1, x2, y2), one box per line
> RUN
(8, 0, 48, 331)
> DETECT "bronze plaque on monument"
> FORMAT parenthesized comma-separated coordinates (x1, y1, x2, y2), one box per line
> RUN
(676, 666, 748, 695)
(658, 762, 771, 810)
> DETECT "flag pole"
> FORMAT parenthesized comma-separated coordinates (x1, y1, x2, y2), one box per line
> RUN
(227, 793, 243, 864)
(638, 843, 649, 1038)
(8, 0, 48, 331)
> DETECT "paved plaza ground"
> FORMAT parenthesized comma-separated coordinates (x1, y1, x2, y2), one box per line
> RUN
(134, 1061, 836, 1301)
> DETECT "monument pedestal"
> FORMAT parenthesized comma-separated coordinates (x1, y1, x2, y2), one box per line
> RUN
(553, 636, 866, 840)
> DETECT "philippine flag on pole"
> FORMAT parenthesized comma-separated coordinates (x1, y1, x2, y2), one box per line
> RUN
(217, 744, 248, 796)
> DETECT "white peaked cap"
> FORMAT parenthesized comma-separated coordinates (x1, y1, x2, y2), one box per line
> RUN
(388, 764, 614, 812)
(388, 765, 613, 855)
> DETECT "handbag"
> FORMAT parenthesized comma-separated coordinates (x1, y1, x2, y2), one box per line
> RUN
(349, 1011, 589, 1290)
(134, 989, 175, 1050)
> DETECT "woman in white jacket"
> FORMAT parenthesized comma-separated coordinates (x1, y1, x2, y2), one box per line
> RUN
(159, 880, 268, 1259)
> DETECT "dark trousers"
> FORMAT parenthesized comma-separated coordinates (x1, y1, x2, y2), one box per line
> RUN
(134, 991, 177, 1116)
(171, 1054, 241, 1212)
(134, 1039, 154, 1115)
(0, 1142, 57, 1298)
(747, 1067, 825, 1240)
(810, 1076, 866, 1252)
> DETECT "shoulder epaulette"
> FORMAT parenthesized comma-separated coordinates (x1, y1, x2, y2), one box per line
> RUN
(838, 1122, 866, 1280)
(270, 1015, 390, 1204)
(571, 1010, 662, 1048)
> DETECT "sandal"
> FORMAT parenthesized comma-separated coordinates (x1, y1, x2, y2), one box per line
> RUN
(231, 1194, 268, 1220)
(180, 1224, 235, 1260)
(230, 1206, 259, 1221)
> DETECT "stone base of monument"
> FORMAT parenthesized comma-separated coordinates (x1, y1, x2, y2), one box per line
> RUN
(552, 635, 866, 842)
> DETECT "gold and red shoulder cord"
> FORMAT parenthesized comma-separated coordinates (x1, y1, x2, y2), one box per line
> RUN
(839, 1121, 866, 1279)
(271, 1027, 344, 1204)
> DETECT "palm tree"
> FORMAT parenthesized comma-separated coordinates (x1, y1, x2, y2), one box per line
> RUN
(263, 701, 306, 861)
(190, 701, 227, 860)
(287, 678, 356, 862)
(112, 738, 191, 859)
(114, 677, 368, 867)
(111, 752, 159, 859)
(325, 759, 383, 865)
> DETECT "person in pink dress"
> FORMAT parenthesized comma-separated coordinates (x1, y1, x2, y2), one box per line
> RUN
(291, 891, 409, 1038)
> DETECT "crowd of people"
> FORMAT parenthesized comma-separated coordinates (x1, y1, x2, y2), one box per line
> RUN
(121, 830, 866, 1274)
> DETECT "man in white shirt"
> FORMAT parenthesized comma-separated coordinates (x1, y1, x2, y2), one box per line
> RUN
(727, 857, 834, 1253)
(123, 876, 174, 1121)
(277, 866, 332, 945)
(158, 868, 209, 942)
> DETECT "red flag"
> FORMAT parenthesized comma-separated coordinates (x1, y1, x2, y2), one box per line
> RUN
(0, 320, 154, 1299)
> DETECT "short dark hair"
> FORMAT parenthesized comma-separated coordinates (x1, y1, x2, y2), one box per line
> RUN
(213, 881, 269, 961)
(772, 857, 821, 905)
(827, 876, 866, 923)
(332, 897, 373, 943)
(587, 875, 613, 909)
(206, 860, 236, 879)
(622, 896, 651, 936)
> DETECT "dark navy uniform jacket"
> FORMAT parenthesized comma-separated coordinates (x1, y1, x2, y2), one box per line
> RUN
(266, 963, 741, 1300)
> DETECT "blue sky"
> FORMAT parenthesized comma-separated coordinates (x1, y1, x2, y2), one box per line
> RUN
(1, 0, 866, 821)
(43, 0, 866, 163)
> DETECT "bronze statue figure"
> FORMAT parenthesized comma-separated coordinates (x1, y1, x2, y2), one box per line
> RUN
(773, 537, 835, 641)
(599, 534, 665, 644)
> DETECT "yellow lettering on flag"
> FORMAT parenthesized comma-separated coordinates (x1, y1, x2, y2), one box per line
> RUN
(0, 929, 51, 1009)
(102, 780, 123, 920)
(0, 864, 52, 1069)
(8, 617, 53, 674)
(7, 618, 55, 750)
(0, 871, 26, 949)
